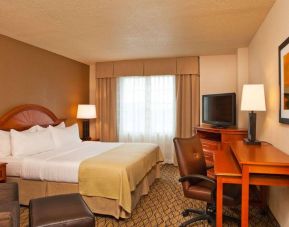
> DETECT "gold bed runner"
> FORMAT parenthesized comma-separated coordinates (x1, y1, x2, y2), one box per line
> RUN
(79, 143, 163, 213)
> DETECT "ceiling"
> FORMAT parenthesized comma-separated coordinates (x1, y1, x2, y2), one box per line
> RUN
(0, 0, 275, 64)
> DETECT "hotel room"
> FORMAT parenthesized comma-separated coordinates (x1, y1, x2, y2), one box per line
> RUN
(0, 0, 289, 226)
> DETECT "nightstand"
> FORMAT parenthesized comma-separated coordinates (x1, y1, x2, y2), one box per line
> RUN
(82, 138, 100, 142)
(0, 163, 7, 182)
(91, 138, 100, 141)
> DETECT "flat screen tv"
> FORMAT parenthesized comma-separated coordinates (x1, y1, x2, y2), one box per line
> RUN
(202, 93, 236, 128)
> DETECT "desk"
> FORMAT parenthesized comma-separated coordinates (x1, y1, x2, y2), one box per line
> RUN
(215, 142, 289, 227)
(215, 147, 241, 227)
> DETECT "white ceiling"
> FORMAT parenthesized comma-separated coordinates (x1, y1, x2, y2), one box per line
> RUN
(0, 0, 275, 64)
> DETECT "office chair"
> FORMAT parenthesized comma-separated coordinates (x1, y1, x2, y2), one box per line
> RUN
(173, 136, 241, 227)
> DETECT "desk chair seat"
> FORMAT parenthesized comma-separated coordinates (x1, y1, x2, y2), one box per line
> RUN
(185, 180, 240, 207)
(173, 136, 241, 227)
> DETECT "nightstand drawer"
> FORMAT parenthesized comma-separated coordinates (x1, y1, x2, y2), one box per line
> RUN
(0, 163, 7, 182)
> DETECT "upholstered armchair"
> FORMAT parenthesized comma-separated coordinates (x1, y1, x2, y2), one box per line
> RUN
(0, 182, 20, 227)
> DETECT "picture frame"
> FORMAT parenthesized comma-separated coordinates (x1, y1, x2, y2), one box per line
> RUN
(279, 36, 289, 124)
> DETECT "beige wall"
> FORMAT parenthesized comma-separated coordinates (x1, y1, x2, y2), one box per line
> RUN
(0, 34, 89, 123)
(200, 55, 237, 123)
(248, 0, 289, 226)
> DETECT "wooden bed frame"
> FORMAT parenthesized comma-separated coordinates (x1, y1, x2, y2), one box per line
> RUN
(0, 104, 62, 131)
(0, 104, 159, 219)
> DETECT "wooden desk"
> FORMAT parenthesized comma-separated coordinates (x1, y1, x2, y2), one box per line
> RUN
(215, 147, 242, 227)
(215, 142, 289, 227)
(231, 141, 289, 227)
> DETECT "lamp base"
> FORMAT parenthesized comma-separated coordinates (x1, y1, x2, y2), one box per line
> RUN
(81, 119, 91, 141)
(243, 138, 261, 145)
(245, 111, 261, 145)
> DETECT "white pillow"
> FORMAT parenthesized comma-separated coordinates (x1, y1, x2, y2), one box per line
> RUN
(0, 125, 38, 158)
(0, 130, 10, 158)
(24, 125, 38, 133)
(10, 129, 55, 157)
(36, 122, 65, 131)
(49, 123, 81, 148)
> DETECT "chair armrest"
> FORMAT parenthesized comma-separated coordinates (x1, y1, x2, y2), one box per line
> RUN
(179, 174, 216, 185)
(206, 164, 214, 170)
(0, 183, 19, 203)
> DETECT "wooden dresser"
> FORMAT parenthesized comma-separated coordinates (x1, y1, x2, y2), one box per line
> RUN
(195, 125, 247, 175)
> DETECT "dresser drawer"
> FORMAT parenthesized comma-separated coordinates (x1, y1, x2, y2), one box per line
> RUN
(202, 142, 218, 151)
(201, 139, 220, 150)
(200, 139, 218, 166)
(203, 150, 214, 162)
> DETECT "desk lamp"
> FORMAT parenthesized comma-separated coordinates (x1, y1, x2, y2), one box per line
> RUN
(241, 84, 266, 145)
(77, 104, 96, 141)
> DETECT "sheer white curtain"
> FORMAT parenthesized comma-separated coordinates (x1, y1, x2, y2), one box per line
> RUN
(117, 75, 176, 163)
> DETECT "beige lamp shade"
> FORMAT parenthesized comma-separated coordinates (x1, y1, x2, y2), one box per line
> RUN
(241, 84, 266, 111)
(77, 104, 96, 119)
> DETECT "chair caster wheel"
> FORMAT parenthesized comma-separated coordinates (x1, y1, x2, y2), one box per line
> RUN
(182, 210, 189, 217)
(260, 208, 268, 216)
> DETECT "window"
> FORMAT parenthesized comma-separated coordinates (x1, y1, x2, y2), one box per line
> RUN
(117, 75, 176, 163)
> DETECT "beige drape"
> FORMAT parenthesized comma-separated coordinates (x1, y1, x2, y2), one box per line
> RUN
(93, 57, 200, 142)
(95, 78, 117, 142)
(176, 74, 200, 137)
(95, 57, 199, 78)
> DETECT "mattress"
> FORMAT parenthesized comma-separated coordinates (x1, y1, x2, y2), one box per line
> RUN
(0, 156, 22, 177)
(20, 141, 122, 183)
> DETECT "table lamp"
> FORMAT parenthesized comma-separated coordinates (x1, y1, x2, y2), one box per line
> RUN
(241, 84, 266, 145)
(77, 104, 96, 141)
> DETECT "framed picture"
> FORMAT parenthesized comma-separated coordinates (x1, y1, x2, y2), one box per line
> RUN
(279, 36, 289, 124)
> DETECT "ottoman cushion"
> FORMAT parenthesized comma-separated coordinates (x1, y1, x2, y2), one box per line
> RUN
(29, 193, 95, 227)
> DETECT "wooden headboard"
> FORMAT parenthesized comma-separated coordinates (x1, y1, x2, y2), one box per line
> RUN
(0, 104, 62, 131)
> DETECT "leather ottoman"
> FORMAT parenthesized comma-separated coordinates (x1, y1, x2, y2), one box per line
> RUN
(29, 193, 95, 227)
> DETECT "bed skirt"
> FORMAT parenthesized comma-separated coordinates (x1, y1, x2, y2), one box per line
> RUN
(7, 164, 160, 219)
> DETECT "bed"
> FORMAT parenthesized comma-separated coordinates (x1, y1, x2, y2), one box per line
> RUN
(0, 104, 163, 219)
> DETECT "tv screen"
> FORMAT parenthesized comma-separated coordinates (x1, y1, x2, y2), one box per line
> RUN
(202, 93, 236, 127)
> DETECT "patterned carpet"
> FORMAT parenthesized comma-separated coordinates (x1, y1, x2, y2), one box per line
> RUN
(20, 164, 279, 226)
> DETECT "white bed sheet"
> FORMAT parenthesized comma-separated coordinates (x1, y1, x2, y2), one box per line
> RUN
(0, 156, 23, 177)
(20, 141, 122, 183)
